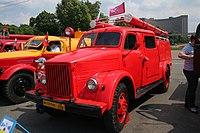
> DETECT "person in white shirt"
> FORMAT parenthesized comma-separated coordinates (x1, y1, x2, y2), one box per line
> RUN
(178, 35, 199, 114)
(50, 45, 60, 52)
(47, 41, 61, 52)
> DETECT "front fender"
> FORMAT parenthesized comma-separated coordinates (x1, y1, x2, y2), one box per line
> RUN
(0, 64, 36, 80)
(81, 70, 134, 111)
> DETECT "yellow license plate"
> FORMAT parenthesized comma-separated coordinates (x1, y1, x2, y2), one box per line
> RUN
(43, 100, 65, 111)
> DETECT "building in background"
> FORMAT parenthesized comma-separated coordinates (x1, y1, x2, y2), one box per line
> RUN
(141, 15, 188, 35)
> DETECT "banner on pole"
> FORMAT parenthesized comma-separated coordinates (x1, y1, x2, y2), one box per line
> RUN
(109, 2, 125, 16)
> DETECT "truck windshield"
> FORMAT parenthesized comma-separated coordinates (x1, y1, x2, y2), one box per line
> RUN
(79, 33, 96, 47)
(79, 32, 120, 48)
(24, 40, 43, 50)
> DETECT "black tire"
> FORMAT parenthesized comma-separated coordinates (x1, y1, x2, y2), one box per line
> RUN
(160, 67, 170, 93)
(103, 83, 129, 133)
(3, 73, 34, 104)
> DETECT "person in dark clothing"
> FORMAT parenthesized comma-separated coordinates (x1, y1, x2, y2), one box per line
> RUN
(178, 35, 199, 113)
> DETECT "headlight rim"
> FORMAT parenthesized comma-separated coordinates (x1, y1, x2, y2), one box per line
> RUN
(86, 78, 98, 92)
(41, 74, 46, 85)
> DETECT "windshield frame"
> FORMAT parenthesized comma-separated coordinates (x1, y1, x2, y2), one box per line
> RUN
(24, 39, 43, 50)
(78, 31, 121, 48)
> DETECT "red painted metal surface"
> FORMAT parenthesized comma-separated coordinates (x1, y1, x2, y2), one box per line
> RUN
(32, 27, 171, 107)
(0, 34, 35, 40)
(0, 34, 34, 52)
(45, 63, 71, 98)
(118, 93, 128, 124)
(8, 34, 35, 40)
(29, 15, 172, 132)
(120, 15, 168, 37)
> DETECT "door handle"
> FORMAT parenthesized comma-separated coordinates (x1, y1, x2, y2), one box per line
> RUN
(143, 56, 149, 61)
(140, 54, 149, 61)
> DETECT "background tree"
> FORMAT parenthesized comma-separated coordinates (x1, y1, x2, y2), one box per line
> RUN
(56, 0, 91, 34)
(18, 24, 35, 35)
(169, 31, 189, 44)
(5, 25, 19, 34)
(85, 0, 101, 20)
(0, 24, 35, 35)
(0, 0, 106, 35)
(30, 11, 60, 35)
(29, 17, 36, 27)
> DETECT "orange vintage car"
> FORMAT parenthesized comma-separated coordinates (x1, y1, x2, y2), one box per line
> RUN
(0, 28, 83, 103)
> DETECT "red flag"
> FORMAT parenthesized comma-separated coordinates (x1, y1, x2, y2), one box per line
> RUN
(3, 26, 8, 32)
(42, 32, 49, 46)
(109, 2, 125, 16)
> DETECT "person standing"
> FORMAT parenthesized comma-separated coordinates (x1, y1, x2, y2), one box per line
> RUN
(178, 35, 199, 113)
(34, 57, 46, 83)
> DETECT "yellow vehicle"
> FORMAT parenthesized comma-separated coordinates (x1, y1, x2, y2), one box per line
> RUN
(0, 28, 83, 103)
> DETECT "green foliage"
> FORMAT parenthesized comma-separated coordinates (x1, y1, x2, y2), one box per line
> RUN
(29, 17, 36, 27)
(169, 30, 189, 44)
(85, 0, 101, 20)
(0, 24, 34, 35)
(170, 46, 182, 50)
(19, 24, 35, 34)
(0, 0, 106, 35)
(56, 0, 91, 34)
(115, 18, 130, 27)
(30, 11, 60, 35)
(9, 25, 21, 34)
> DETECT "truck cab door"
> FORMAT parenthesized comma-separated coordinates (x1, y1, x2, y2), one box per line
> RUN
(122, 33, 143, 89)
(142, 35, 159, 86)
(42, 40, 65, 60)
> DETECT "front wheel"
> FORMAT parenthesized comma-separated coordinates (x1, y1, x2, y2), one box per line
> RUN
(103, 83, 129, 133)
(3, 73, 34, 104)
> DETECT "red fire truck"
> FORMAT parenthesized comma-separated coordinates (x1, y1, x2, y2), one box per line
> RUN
(0, 28, 82, 104)
(0, 34, 35, 52)
(26, 14, 172, 132)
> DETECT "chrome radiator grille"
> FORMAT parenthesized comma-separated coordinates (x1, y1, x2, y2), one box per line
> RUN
(45, 63, 71, 98)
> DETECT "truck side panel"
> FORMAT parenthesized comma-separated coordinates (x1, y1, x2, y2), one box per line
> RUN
(0, 64, 36, 80)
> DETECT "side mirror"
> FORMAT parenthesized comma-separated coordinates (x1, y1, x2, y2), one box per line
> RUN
(134, 42, 140, 49)
(65, 27, 74, 37)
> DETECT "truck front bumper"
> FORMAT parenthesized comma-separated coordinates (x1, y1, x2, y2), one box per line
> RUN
(25, 92, 107, 118)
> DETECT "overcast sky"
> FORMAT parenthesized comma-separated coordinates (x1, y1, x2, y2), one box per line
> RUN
(0, 0, 199, 33)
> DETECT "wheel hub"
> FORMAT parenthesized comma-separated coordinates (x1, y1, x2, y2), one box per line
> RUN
(13, 77, 30, 97)
(117, 93, 128, 123)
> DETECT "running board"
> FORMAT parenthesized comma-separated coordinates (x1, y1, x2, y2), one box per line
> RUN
(136, 80, 163, 99)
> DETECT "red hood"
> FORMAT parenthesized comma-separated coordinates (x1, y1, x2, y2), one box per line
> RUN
(47, 47, 120, 63)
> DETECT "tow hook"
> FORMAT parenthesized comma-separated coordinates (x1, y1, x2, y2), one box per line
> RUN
(36, 103, 44, 114)
(69, 94, 76, 103)
(36, 88, 44, 96)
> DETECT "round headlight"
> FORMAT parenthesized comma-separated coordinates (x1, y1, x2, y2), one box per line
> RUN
(90, 20, 96, 29)
(41, 75, 46, 85)
(65, 27, 74, 37)
(124, 14, 132, 23)
(87, 78, 98, 92)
